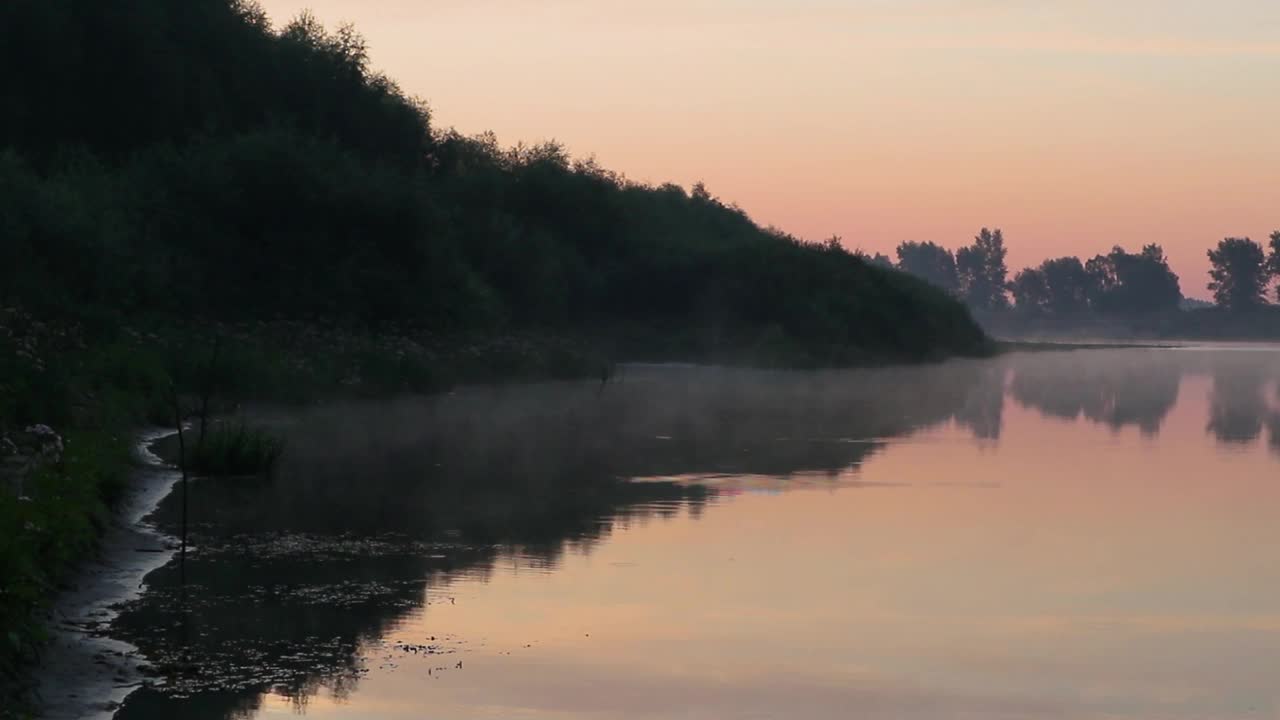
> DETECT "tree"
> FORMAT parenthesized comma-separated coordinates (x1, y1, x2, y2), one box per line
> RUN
(1011, 257, 1092, 313)
(1268, 231, 1280, 302)
(895, 241, 958, 294)
(1009, 268, 1050, 312)
(868, 252, 894, 269)
(1085, 245, 1181, 313)
(1039, 256, 1092, 313)
(844, 240, 892, 268)
(1207, 237, 1268, 310)
(0, 0, 993, 363)
(956, 228, 1009, 310)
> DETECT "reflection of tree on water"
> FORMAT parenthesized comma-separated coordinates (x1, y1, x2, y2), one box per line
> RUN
(1205, 355, 1280, 445)
(1208, 375, 1264, 443)
(1005, 348, 1280, 449)
(116, 482, 705, 719)
(1009, 351, 1180, 436)
(113, 363, 1003, 719)
(952, 363, 1007, 440)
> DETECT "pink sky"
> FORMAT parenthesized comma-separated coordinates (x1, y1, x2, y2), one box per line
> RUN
(258, 1, 1280, 298)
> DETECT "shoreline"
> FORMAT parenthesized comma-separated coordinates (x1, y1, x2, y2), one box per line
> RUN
(32, 430, 182, 720)
(995, 339, 1181, 352)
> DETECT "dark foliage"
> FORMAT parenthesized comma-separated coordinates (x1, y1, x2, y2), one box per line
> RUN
(1207, 237, 1268, 311)
(1009, 267, 1050, 312)
(0, 0, 987, 363)
(1084, 245, 1182, 313)
(862, 250, 895, 269)
(1011, 256, 1093, 314)
(1269, 231, 1280, 301)
(956, 228, 1010, 310)
(184, 421, 284, 477)
(896, 241, 959, 295)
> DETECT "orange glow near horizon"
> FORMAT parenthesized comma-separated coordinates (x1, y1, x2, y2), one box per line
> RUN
(256, 1, 1280, 298)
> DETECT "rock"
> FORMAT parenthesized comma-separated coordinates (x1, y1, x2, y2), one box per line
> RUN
(19, 424, 64, 463)
(2, 425, 65, 497)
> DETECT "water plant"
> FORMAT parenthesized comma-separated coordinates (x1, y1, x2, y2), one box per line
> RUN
(185, 421, 284, 477)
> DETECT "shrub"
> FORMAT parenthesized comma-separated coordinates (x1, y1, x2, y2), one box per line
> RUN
(185, 421, 284, 477)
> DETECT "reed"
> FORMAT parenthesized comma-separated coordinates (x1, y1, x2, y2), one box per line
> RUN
(186, 421, 284, 477)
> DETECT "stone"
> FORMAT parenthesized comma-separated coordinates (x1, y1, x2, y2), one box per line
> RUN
(1, 425, 65, 496)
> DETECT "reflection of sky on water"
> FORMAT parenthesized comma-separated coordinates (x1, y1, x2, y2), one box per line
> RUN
(113, 346, 1280, 720)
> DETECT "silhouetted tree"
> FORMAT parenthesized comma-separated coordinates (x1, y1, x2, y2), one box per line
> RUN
(1009, 268, 1050, 312)
(1039, 257, 1093, 313)
(896, 241, 958, 294)
(1084, 245, 1181, 313)
(1268, 231, 1280, 302)
(956, 228, 1009, 310)
(1011, 257, 1093, 313)
(848, 243, 893, 268)
(1207, 237, 1268, 310)
(869, 252, 894, 269)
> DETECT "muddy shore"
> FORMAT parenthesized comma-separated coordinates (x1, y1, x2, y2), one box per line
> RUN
(33, 431, 181, 720)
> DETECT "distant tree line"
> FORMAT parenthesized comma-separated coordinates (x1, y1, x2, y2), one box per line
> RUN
(886, 229, 1280, 314)
(891, 230, 1032, 312)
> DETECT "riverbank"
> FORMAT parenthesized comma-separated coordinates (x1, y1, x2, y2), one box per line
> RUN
(0, 314, 605, 716)
(995, 340, 1179, 353)
(0, 430, 135, 718)
(976, 306, 1280, 343)
(29, 431, 181, 720)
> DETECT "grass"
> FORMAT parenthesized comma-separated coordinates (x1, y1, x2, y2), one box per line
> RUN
(185, 421, 284, 477)
(0, 431, 131, 705)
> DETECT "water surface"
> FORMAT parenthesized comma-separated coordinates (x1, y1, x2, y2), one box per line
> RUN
(111, 347, 1280, 719)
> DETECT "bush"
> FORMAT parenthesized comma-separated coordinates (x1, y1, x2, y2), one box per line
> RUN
(185, 421, 284, 477)
(0, 0, 987, 363)
(0, 431, 131, 699)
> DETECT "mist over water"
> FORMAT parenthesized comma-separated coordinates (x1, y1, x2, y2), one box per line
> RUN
(111, 346, 1280, 720)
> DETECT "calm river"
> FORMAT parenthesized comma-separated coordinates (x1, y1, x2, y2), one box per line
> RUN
(106, 346, 1280, 719)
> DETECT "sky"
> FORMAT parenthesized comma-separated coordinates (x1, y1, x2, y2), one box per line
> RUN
(256, 0, 1280, 298)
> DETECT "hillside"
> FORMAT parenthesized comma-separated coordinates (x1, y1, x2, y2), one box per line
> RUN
(0, 0, 986, 364)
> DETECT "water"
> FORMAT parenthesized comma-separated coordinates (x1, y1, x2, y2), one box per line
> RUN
(106, 346, 1280, 719)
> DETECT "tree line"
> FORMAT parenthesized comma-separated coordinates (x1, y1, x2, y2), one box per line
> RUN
(0, 0, 989, 363)
(884, 230, 1280, 313)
